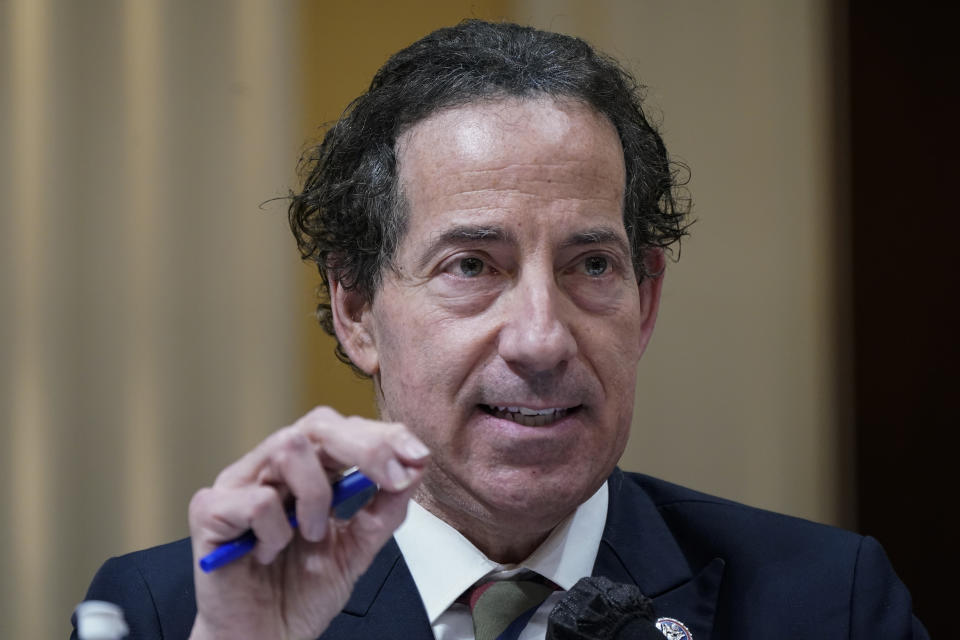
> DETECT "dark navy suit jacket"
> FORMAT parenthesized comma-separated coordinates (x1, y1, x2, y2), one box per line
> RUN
(72, 470, 929, 639)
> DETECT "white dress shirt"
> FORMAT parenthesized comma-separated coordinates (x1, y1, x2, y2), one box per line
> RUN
(393, 483, 609, 640)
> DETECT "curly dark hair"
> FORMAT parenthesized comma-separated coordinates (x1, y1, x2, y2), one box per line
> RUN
(288, 20, 691, 374)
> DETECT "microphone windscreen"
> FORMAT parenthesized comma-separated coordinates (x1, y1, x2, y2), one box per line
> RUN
(546, 576, 664, 640)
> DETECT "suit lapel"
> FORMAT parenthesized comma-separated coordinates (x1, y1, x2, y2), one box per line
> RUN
(323, 470, 724, 640)
(595, 469, 725, 640)
(321, 538, 434, 639)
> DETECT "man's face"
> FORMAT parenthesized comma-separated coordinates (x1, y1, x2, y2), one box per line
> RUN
(350, 98, 661, 541)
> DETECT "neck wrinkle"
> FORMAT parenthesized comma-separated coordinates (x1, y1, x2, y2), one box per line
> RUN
(412, 487, 558, 565)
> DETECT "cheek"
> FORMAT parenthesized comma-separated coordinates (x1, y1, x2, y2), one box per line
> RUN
(584, 314, 643, 419)
(585, 311, 645, 367)
(373, 306, 481, 415)
(427, 275, 503, 316)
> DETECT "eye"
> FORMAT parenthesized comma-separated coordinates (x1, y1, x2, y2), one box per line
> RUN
(583, 255, 609, 276)
(456, 256, 485, 277)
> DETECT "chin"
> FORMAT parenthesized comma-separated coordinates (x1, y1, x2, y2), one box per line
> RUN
(472, 462, 608, 523)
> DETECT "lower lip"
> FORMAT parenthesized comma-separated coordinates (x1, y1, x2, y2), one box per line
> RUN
(474, 406, 582, 436)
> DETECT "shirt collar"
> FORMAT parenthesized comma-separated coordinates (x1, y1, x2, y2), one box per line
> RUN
(393, 482, 609, 624)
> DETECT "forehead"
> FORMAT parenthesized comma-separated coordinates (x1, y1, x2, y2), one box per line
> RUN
(394, 97, 626, 240)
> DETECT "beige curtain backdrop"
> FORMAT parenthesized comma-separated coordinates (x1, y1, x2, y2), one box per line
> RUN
(0, 1, 846, 637)
(1, 1, 300, 636)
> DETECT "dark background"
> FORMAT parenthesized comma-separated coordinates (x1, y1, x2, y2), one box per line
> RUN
(849, 3, 958, 637)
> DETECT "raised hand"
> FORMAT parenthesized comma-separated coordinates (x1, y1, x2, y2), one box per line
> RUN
(187, 407, 429, 640)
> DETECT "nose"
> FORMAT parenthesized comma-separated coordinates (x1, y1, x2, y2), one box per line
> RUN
(497, 270, 578, 375)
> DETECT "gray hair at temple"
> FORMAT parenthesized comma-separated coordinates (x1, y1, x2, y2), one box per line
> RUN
(288, 19, 691, 374)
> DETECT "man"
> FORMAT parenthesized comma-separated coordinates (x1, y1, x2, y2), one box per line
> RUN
(74, 21, 927, 640)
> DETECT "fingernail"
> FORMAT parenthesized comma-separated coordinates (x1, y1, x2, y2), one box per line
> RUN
(401, 437, 430, 460)
(387, 458, 412, 490)
(306, 516, 327, 542)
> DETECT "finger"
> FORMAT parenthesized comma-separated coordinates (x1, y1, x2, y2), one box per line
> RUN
(305, 407, 430, 466)
(385, 425, 432, 466)
(260, 429, 332, 542)
(297, 409, 430, 492)
(215, 425, 316, 488)
(246, 485, 296, 564)
(213, 406, 431, 498)
(214, 407, 430, 488)
(346, 468, 423, 553)
(188, 485, 293, 564)
(217, 427, 333, 542)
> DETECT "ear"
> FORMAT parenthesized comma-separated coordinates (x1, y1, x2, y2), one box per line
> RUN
(329, 274, 380, 376)
(636, 248, 666, 355)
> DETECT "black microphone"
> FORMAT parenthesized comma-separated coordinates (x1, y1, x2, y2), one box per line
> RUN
(546, 576, 664, 640)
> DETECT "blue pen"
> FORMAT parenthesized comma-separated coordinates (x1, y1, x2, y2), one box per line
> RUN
(199, 467, 376, 572)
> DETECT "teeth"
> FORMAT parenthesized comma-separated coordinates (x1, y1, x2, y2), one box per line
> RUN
(487, 405, 571, 427)
(493, 406, 559, 415)
(520, 407, 555, 416)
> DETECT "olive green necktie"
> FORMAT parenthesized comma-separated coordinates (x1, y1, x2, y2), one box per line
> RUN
(463, 576, 557, 640)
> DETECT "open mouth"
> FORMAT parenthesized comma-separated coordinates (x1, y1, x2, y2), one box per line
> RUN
(480, 404, 580, 427)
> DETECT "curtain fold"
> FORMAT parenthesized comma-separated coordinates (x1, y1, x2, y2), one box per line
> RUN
(1, 2, 299, 636)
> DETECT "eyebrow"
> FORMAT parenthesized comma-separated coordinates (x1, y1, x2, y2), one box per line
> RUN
(415, 224, 517, 270)
(414, 223, 631, 270)
(559, 226, 632, 258)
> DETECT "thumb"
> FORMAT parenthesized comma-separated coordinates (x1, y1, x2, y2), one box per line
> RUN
(342, 472, 422, 559)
